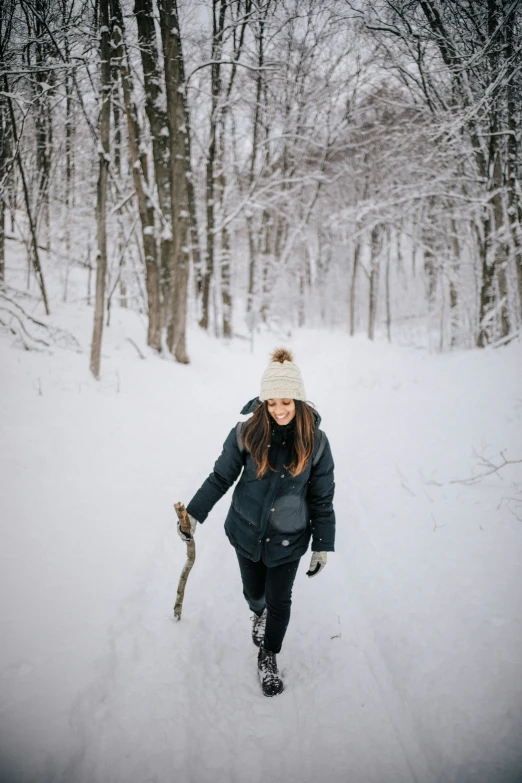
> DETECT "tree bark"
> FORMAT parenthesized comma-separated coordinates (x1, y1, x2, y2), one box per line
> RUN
(423, 211, 438, 310)
(134, 0, 173, 315)
(449, 215, 460, 348)
(0, 0, 14, 280)
(200, 0, 226, 330)
(62, 0, 74, 302)
(90, 0, 111, 379)
(298, 250, 311, 328)
(218, 1, 249, 337)
(505, 9, 522, 322)
(158, 0, 190, 363)
(368, 226, 381, 340)
(349, 241, 360, 336)
(221, 226, 232, 337)
(385, 229, 391, 343)
(33, 14, 52, 252)
(480, 0, 510, 342)
(5, 78, 49, 314)
(112, 0, 161, 350)
(0, 195, 4, 283)
(478, 162, 510, 346)
(247, 4, 267, 314)
(0, 99, 8, 283)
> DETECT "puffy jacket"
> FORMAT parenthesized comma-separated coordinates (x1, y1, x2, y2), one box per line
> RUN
(187, 398, 335, 566)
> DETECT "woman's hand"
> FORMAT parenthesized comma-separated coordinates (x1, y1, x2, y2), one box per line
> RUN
(306, 551, 327, 577)
(177, 513, 198, 542)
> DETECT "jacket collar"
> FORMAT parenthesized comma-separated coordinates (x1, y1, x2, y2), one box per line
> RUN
(271, 417, 296, 438)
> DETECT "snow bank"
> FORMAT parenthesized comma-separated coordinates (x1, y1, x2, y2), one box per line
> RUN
(1, 301, 521, 783)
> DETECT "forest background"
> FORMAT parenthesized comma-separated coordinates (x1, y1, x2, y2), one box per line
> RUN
(1, 0, 521, 366)
(2, 4, 522, 780)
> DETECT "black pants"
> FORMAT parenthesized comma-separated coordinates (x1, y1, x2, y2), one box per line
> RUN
(236, 551, 301, 654)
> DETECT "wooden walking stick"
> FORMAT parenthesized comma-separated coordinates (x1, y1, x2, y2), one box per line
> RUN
(174, 502, 196, 620)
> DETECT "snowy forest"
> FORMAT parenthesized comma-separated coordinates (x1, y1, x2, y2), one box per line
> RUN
(2, 3, 522, 783)
(1, 0, 521, 368)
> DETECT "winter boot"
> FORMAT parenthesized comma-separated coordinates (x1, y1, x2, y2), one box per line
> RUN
(252, 608, 267, 648)
(257, 647, 284, 697)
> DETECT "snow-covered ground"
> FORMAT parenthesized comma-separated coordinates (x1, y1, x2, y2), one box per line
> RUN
(1, 297, 522, 783)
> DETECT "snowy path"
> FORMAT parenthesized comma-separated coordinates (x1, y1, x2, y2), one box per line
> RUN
(66, 477, 431, 783)
(2, 321, 522, 783)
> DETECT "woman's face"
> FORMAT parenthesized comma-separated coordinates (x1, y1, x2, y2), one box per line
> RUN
(267, 398, 296, 425)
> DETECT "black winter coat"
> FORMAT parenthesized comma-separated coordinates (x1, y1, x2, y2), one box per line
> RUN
(187, 399, 335, 566)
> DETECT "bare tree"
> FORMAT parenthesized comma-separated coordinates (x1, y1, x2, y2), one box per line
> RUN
(90, 0, 111, 379)
(368, 225, 380, 340)
(111, 0, 161, 350)
(134, 0, 172, 315)
(61, 0, 74, 301)
(354, 0, 522, 346)
(158, 0, 190, 363)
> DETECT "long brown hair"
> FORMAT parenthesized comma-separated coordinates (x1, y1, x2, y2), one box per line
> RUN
(243, 400, 317, 479)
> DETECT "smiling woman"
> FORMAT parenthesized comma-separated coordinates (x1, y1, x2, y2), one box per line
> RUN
(243, 395, 316, 480)
(267, 398, 295, 425)
(180, 347, 336, 697)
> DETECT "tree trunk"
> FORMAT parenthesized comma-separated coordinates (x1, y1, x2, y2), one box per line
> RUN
(112, 82, 121, 177)
(177, 19, 201, 321)
(158, 0, 190, 363)
(116, 218, 127, 309)
(134, 0, 173, 316)
(246, 216, 257, 314)
(63, 22, 74, 302)
(396, 229, 403, 276)
(505, 12, 522, 322)
(90, 0, 111, 379)
(476, 0, 511, 345)
(475, 208, 493, 348)
(298, 263, 305, 328)
(424, 248, 437, 307)
(200, 0, 226, 330)
(385, 229, 391, 343)
(259, 209, 273, 324)
(247, 6, 266, 314)
(34, 17, 52, 252)
(0, 5, 12, 282)
(349, 241, 360, 336)
(368, 226, 381, 341)
(490, 160, 511, 341)
(167, 218, 190, 360)
(0, 190, 4, 283)
(112, 0, 161, 350)
(86, 244, 92, 306)
(298, 250, 311, 328)
(217, 2, 249, 336)
(221, 227, 232, 337)
(5, 78, 50, 314)
(0, 100, 7, 283)
(478, 183, 511, 346)
(449, 215, 460, 348)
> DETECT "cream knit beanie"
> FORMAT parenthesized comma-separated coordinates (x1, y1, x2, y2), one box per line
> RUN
(259, 348, 306, 401)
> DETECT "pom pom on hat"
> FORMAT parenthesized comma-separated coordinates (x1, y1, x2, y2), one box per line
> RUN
(259, 347, 306, 401)
(271, 347, 294, 363)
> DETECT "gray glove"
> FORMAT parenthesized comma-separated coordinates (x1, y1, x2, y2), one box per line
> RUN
(177, 513, 198, 542)
(306, 551, 327, 577)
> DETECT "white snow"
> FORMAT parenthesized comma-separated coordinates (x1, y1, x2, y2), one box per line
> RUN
(1, 300, 522, 783)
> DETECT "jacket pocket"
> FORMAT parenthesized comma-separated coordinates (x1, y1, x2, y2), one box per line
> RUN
(270, 495, 307, 534)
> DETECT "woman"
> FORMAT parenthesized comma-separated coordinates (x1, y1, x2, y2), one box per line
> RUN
(178, 348, 335, 697)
